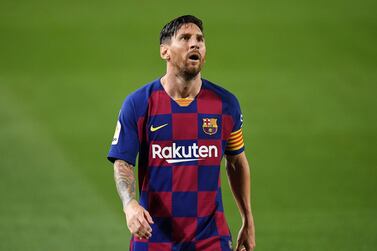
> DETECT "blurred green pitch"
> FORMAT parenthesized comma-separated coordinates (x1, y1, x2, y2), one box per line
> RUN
(0, 0, 376, 250)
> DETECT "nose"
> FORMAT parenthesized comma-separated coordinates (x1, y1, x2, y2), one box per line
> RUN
(189, 38, 200, 50)
(190, 44, 199, 50)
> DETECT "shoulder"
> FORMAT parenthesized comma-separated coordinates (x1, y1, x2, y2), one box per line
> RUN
(126, 78, 161, 104)
(121, 78, 161, 117)
(201, 79, 241, 111)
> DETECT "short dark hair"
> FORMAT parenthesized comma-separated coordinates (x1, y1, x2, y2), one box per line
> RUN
(160, 15, 203, 44)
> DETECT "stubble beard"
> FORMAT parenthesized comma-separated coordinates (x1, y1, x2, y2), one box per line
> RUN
(181, 60, 204, 81)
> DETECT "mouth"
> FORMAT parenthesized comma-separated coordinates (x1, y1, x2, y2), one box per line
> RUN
(188, 52, 201, 61)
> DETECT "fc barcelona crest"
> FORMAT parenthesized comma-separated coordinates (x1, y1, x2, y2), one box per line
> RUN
(202, 118, 218, 135)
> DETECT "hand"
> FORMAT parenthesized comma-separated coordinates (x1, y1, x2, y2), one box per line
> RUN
(235, 220, 256, 251)
(124, 199, 154, 239)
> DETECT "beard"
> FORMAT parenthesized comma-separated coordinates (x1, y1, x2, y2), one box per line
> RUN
(179, 55, 205, 80)
(182, 63, 202, 80)
(170, 52, 206, 81)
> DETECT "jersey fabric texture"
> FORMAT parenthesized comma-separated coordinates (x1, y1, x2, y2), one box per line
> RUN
(108, 78, 245, 251)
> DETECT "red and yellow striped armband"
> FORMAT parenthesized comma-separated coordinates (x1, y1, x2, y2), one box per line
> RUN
(225, 128, 245, 153)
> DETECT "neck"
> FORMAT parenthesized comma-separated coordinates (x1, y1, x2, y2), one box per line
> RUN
(161, 69, 202, 99)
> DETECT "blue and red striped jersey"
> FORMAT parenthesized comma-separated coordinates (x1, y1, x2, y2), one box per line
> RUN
(108, 78, 245, 251)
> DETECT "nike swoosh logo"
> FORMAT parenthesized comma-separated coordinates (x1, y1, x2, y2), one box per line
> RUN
(150, 123, 168, 132)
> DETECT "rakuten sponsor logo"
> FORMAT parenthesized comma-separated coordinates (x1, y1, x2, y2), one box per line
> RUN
(152, 143, 218, 164)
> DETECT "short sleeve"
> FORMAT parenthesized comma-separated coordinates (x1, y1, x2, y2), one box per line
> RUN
(225, 96, 245, 155)
(107, 96, 140, 166)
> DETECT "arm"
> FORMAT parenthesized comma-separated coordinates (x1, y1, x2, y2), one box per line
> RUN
(114, 159, 154, 239)
(225, 152, 256, 251)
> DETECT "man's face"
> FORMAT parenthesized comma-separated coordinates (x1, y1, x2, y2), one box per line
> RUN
(162, 23, 206, 79)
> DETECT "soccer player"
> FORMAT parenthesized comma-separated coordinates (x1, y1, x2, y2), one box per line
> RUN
(108, 15, 255, 251)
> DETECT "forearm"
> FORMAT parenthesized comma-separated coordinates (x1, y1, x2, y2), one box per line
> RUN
(113, 159, 136, 210)
(113, 160, 153, 239)
(226, 152, 253, 224)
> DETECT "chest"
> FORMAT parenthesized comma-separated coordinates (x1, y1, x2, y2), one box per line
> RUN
(146, 112, 226, 142)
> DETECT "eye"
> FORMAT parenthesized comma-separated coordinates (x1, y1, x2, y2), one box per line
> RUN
(197, 35, 204, 42)
(182, 35, 190, 41)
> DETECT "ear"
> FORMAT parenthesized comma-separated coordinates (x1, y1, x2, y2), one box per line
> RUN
(160, 44, 170, 61)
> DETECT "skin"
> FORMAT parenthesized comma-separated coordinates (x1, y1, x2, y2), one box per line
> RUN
(226, 152, 256, 251)
(114, 22, 256, 249)
(114, 160, 153, 239)
(159, 23, 206, 99)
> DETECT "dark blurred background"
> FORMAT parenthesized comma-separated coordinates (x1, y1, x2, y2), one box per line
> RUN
(1, 0, 376, 250)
